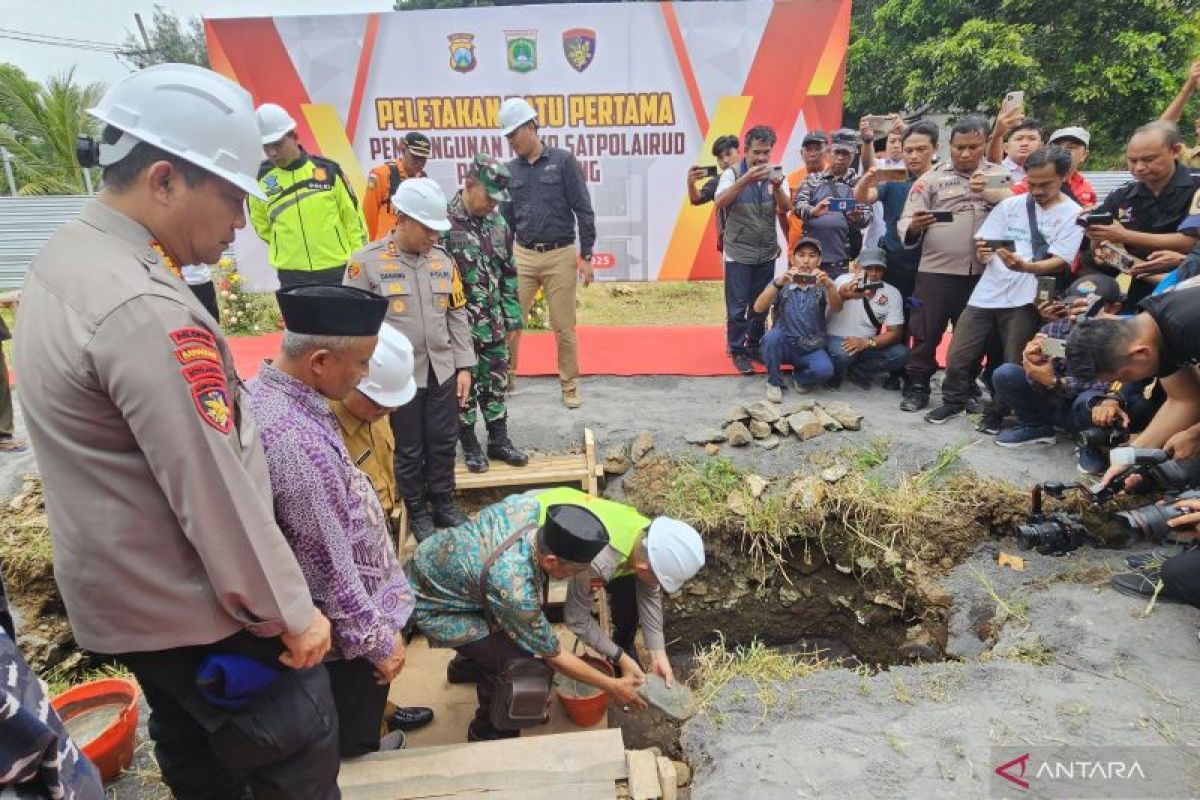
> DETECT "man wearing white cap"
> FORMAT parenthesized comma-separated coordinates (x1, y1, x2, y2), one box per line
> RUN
(15, 64, 337, 799)
(1012, 126, 1097, 209)
(498, 97, 596, 409)
(345, 178, 477, 541)
(250, 102, 367, 287)
(540, 488, 703, 688)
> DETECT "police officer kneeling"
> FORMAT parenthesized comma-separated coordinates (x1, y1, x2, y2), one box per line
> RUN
(16, 64, 338, 799)
(409, 495, 647, 742)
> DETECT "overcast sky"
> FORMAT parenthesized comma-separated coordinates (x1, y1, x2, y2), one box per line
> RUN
(3, 1, 394, 86)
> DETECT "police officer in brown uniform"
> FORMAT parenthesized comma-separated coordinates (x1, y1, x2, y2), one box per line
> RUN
(345, 177, 477, 540)
(14, 64, 338, 800)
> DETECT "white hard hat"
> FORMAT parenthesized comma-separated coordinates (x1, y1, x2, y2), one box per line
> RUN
(356, 325, 417, 408)
(256, 103, 297, 146)
(391, 177, 451, 232)
(88, 63, 266, 200)
(498, 97, 538, 136)
(646, 517, 705, 594)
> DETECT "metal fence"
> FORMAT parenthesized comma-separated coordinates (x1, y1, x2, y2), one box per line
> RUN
(0, 171, 1138, 290)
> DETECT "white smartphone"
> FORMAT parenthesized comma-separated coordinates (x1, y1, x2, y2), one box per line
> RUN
(1002, 90, 1025, 116)
(769, 164, 784, 180)
(1041, 337, 1067, 359)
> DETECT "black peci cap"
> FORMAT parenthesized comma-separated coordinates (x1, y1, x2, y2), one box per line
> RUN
(276, 284, 388, 336)
(539, 504, 609, 563)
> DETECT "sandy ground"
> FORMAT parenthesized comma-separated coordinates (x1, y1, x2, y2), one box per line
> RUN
(4, 376, 1160, 798)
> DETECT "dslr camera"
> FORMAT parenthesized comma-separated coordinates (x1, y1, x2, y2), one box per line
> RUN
(1074, 423, 1129, 450)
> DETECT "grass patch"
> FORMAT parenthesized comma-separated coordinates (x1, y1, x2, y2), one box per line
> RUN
(690, 636, 838, 716)
(45, 661, 133, 698)
(576, 281, 725, 326)
(846, 436, 892, 471)
(967, 563, 1030, 629)
(1004, 636, 1056, 666)
(0, 475, 53, 591)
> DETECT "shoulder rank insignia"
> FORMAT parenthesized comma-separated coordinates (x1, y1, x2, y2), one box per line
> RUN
(191, 379, 232, 434)
(347, 262, 363, 281)
(449, 267, 467, 309)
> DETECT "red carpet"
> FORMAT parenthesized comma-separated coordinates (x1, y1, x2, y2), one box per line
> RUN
(226, 326, 951, 378)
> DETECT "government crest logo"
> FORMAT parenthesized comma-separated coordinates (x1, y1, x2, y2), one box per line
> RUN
(448, 32, 476, 73)
(562, 28, 596, 73)
(505, 30, 537, 73)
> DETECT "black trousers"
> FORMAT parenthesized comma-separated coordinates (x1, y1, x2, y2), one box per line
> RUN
(905, 271, 981, 388)
(115, 632, 339, 800)
(277, 266, 346, 289)
(455, 631, 531, 737)
(325, 657, 389, 758)
(391, 370, 458, 502)
(1162, 548, 1200, 608)
(188, 280, 221, 323)
(606, 574, 639, 655)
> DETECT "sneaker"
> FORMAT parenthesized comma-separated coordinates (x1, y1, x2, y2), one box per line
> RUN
(975, 411, 1004, 436)
(766, 383, 783, 403)
(1110, 570, 1179, 602)
(794, 382, 814, 395)
(995, 425, 1056, 448)
(924, 404, 964, 425)
(732, 354, 755, 375)
(1076, 446, 1107, 475)
(899, 389, 930, 413)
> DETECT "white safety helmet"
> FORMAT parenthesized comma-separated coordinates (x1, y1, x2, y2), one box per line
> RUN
(498, 97, 538, 136)
(256, 103, 297, 146)
(88, 63, 266, 199)
(646, 517, 705, 594)
(391, 177, 451, 232)
(356, 325, 417, 408)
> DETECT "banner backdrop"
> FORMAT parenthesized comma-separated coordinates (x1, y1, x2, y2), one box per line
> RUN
(205, 0, 850, 285)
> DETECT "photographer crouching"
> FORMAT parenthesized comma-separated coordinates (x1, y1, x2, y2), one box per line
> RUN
(1066, 285, 1200, 603)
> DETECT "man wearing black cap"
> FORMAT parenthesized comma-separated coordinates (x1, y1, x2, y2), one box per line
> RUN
(793, 128, 873, 279)
(364, 132, 432, 241)
(248, 284, 432, 755)
(990, 275, 1124, 471)
(786, 131, 829, 254)
(410, 494, 647, 742)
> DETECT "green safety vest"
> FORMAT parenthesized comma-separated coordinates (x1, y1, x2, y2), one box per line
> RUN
(534, 488, 649, 578)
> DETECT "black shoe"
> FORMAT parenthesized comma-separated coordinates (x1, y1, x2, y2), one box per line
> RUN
(745, 348, 764, 365)
(446, 654, 485, 684)
(430, 492, 468, 528)
(407, 500, 436, 543)
(925, 404, 964, 424)
(846, 372, 873, 390)
(899, 388, 930, 412)
(386, 706, 434, 733)
(467, 718, 520, 742)
(486, 419, 529, 467)
(975, 410, 1005, 436)
(732, 353, 755, 375)
(883, 372, 904, 391)
(1110, 570, 1179, 602)
(459, 427, 489, 473)
(824, 376, 843, 391)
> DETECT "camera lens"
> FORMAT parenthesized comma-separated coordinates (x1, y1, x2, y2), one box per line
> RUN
(1115, 503, 1183, 544)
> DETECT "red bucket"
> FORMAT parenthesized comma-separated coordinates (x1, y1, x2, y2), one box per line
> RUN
(52, 677, 140, 783)
(556, 654, 613, 728)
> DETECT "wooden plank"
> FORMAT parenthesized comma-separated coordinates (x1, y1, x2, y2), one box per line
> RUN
(585, 428, 599, 496)
(342, 778, 617, 800)
(656, 757, 679, 800)
(338, 729, 627, 790)
(626, 750, 662, 800)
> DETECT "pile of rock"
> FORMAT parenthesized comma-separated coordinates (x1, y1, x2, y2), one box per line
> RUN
(685, 399, 863, 453)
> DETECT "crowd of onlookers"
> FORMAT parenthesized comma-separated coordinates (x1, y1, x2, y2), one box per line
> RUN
(689, 60, 1200, 482)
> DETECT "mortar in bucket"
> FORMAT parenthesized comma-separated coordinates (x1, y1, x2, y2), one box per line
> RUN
(52, 677, 140, 782)
(555, 653, 613, 727)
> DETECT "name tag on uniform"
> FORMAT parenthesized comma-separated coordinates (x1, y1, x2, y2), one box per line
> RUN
(939, 185, 966, 199)
(386, 281, 409, 295)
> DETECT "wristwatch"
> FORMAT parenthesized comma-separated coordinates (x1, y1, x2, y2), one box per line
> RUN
(608, 647, 625, 673)
(868, 338, 878, 348)
(582, 254, 593, 262)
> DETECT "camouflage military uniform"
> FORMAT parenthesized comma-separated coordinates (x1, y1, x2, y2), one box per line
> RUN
(442, 192, 522, 427)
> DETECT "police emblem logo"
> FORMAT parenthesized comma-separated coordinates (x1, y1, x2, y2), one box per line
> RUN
(347, 262, 362, 281)
(438, 296, 449, 310)
(191, 380, 232, 434)
(505, 29, 537, 73)
(562, 28, 596, 73)
(313, 166, 328, 182)
(448, 33, 477, 73)
(263, 174, 282, 196)
(391, 299, 406, 313)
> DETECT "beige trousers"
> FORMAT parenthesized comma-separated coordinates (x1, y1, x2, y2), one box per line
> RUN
(514, 244, 579, 389)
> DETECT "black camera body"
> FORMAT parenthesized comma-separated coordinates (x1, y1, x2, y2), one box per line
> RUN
(1015, 512, 1092, 555)
(1074, 425, 1128, 450)
(1116, 489, 1200, 543)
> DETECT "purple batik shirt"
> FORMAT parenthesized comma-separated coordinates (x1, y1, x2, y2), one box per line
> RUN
(248, 362, 414, 667)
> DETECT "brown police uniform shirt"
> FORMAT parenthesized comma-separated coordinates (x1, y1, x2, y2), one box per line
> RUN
(14, 200, 316, 654)
(330, 399, 397, 519)
(343, 239, 476, 388)
(897, 160, 1007, 277)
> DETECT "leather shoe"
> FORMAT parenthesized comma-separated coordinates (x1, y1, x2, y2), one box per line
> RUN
(1110, 570, 1180, 602)
(406, 500, 437, 542)
(486, 419, 529, 466)
(459, 427, 489, 473)
(467, 718, 520, 742)
(899, 388, 929, 412)
(386, 706, 434, 733)
(446, 654, 485, 684)
(431, 494, 469, 529)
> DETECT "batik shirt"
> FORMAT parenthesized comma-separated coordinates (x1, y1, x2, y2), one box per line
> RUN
(441, 192, 522, 346)
(248, 362, 414, 666)
(410, 495, 559, 657)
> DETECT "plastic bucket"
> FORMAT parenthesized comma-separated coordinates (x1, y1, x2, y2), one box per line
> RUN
(556, 654, 613, 728)
(52, 677, 140, 783)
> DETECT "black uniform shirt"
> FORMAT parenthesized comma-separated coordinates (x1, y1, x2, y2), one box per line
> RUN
(1139, 285, 1200, 377)
(502, 146, 596, 257)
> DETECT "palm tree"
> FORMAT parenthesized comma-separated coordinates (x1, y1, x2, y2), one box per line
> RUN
(0, 67, 105, 195)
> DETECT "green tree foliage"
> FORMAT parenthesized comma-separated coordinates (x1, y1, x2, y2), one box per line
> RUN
(123, 4, 209, 68)
(0, 68, 103, 195)
(847, 0, 1200, 164)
